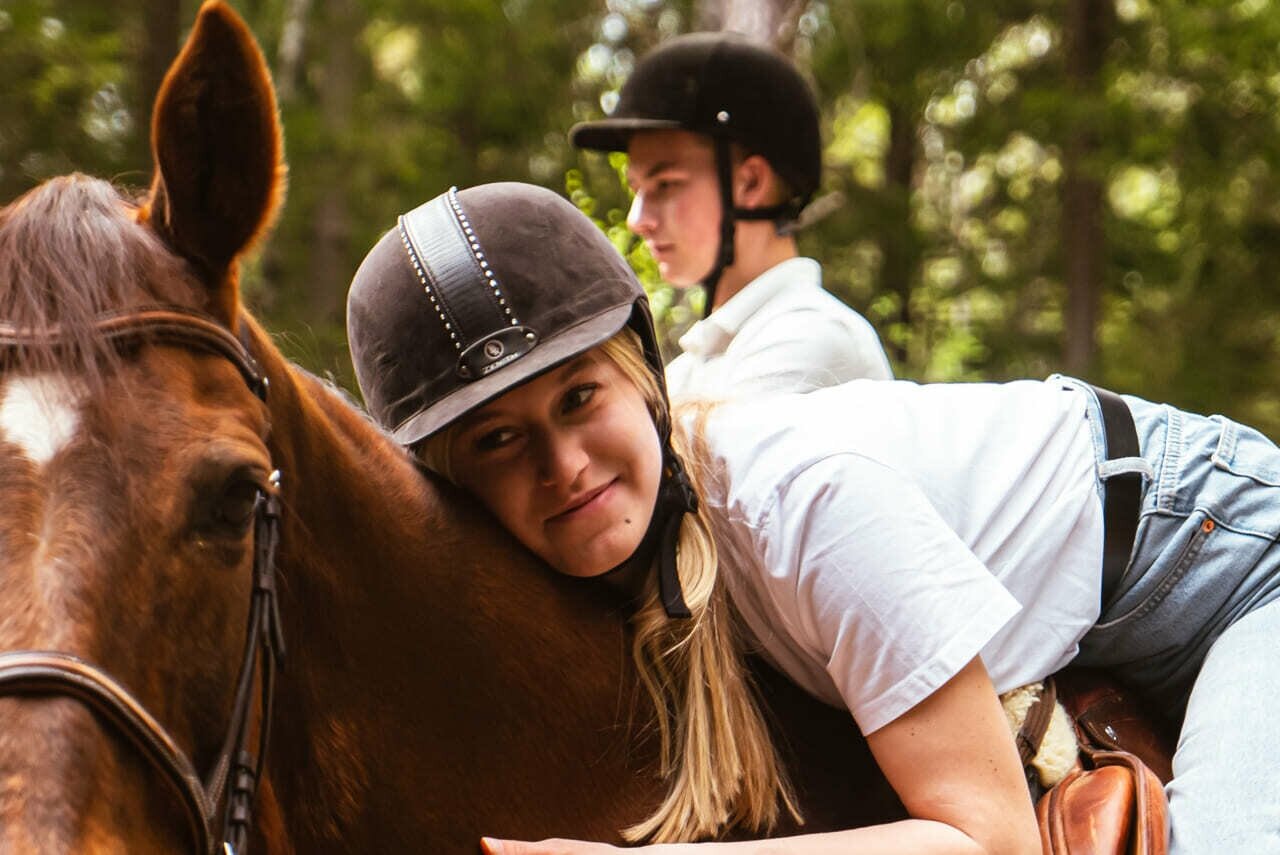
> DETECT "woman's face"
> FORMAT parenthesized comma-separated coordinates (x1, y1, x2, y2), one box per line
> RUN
(448, 349, 663, 578)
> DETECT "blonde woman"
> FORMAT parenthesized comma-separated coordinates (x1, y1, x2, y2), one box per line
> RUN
(347, 182, 1280, 855)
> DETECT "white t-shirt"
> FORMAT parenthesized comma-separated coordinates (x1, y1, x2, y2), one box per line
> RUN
(666, 257, 892, 399)
(690, 378, 1105, 734)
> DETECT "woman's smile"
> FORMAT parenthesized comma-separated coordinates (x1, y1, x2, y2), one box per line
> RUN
(547, 478, 619, 525)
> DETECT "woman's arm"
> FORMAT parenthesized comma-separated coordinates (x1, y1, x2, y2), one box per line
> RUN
(480, 656, 1040, 855)
(860, 655, 1040, 854)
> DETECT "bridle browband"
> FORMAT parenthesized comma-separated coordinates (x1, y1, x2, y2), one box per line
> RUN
(0, 305, 285, 855)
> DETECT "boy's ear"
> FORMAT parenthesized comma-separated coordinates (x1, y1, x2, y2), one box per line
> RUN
(734, 155, 776, 208)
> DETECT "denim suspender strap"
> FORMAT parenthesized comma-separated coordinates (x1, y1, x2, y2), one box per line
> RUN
(1089, 384, 1143, 608)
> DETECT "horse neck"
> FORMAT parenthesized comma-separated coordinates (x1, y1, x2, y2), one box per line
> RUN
(240, 317, 449, 643)
(240, 321, 654, 849)
(245, 322, 437, 570)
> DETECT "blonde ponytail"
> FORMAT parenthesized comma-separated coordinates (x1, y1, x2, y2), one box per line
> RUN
(597, 333, 800, 843)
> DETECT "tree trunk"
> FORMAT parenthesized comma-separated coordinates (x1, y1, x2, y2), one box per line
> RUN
(883, 98, 916, 365)
(696, 0, 809, 49)
(1061, 0, 1113, 375)
(131, 0, 182, 173)
(275, 0, 313, 105)
(304, 0, 357, 327)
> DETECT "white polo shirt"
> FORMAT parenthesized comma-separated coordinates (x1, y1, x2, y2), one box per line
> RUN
(665, 257, 892, 399)
(690, 378, 1105, 734)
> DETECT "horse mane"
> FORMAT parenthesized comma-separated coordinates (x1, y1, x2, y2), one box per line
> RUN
(287, 361, 382, 430)
(0, 174, 201, 388)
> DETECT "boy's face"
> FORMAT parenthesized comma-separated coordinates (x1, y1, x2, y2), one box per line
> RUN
(624, 129, 723, 287)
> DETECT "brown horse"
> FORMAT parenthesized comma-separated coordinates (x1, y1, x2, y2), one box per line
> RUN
(0, 3, 899, 852)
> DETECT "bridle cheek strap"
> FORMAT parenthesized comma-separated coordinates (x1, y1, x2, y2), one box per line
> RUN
(214, 485, 285, 855)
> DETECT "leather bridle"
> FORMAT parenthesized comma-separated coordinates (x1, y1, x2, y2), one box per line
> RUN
(0, 306, 286, 855)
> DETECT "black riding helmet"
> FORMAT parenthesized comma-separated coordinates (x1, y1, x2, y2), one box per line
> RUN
(347, 182, 693, 618)
(569, 32, 822, 313)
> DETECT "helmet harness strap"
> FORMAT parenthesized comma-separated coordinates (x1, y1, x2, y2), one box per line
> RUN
(598, 437, 695, 620)
(700, 135, 798, 319)
(656, 445, 696, 619)
(703, 135, 737, 316)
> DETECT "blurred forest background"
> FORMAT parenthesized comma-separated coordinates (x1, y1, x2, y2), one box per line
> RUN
(5, 0, 1280, 433)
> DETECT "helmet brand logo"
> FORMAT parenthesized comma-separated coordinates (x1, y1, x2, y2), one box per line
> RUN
(455, 325, 539, 382)
(479, 352, 521, 376)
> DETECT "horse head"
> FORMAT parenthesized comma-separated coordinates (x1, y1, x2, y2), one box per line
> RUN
(0, 3, 287, 852)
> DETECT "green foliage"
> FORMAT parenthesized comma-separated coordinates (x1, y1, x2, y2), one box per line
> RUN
(0, 0, 129, 199)
(569, 0, 1280, 435)
(7, 0, 1280, 436)
(252, 0, 603, 390)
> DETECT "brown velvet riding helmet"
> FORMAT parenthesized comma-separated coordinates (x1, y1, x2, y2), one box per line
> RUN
(569, 32, 822, 211)
(346, 182, 667, 447)
(346, 182, 693, 619)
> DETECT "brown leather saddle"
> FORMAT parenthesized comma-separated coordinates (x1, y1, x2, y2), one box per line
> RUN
(1025, 668, 1175, 854)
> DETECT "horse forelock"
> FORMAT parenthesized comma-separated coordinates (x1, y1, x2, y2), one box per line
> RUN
(0, 174, 203, 389)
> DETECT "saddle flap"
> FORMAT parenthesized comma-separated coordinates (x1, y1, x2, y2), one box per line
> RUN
(1055, 668, 1176, 785)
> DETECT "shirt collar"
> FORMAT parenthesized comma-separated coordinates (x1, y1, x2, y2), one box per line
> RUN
(677, 257, 820, 357)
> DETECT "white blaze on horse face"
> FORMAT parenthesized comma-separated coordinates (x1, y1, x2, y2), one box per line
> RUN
(0, 374, 85, 466)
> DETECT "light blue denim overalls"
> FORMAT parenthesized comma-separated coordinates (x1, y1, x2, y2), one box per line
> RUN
(1060, 377, 1280, 853)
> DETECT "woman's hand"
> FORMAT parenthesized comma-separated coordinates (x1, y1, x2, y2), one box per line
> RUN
(480, 838, 627, 855)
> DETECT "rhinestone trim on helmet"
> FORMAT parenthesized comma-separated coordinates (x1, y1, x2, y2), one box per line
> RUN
(396, 186, 526, 354)
(444, 186, 521, 328)
(397, 223, 462, 352)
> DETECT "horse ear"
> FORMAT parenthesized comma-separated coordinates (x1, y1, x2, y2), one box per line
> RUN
(143, 0, 285, 325)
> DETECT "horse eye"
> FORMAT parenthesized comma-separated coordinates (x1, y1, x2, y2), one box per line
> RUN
(213, 479, 261, 531)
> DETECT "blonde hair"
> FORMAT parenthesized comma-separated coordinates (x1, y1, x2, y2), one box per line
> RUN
(421, 329, 798, 842)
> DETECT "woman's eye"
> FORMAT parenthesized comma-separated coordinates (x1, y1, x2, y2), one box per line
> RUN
(474, 427, 518, 452)
(562, 384, 598, 414)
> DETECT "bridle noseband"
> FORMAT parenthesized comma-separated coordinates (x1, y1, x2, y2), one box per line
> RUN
(0, 306, 285, 855)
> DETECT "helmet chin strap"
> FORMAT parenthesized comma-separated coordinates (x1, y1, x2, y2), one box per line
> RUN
(597, 443, 695, 619)
(655, 451, 697, 619)
(700, 136, 738, 317)
(699, 136, 796, 319)
(597, 505, 663, 606)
